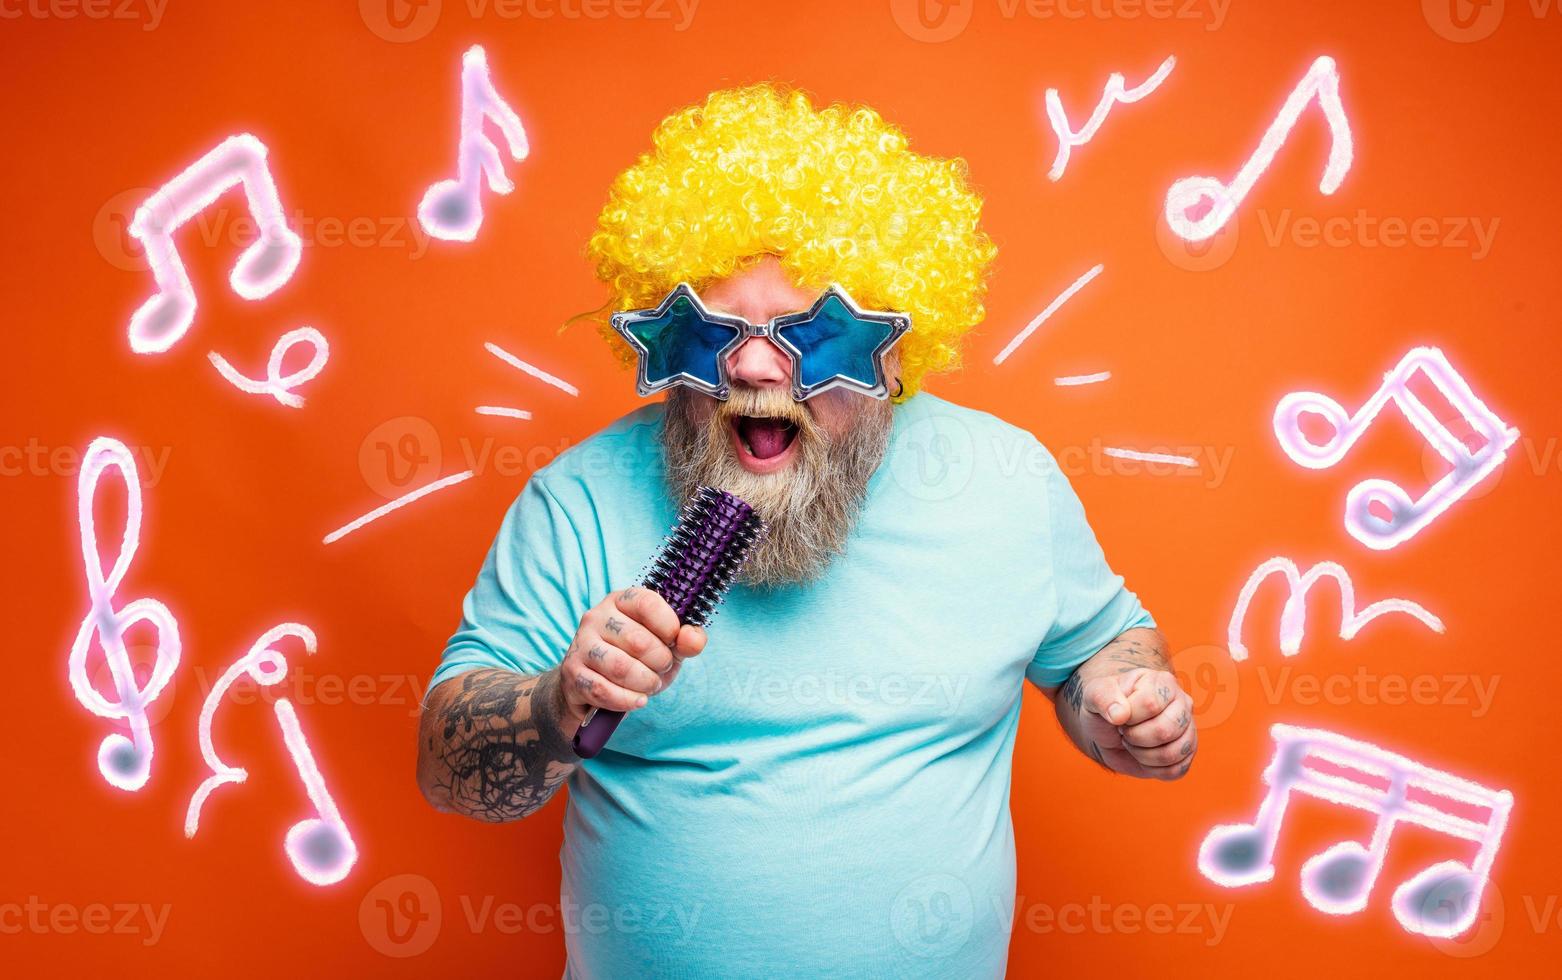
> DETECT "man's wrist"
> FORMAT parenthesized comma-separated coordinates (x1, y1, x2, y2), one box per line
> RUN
(535, 669, 584, 759)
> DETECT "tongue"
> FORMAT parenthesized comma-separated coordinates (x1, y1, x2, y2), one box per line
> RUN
(740, 418, 794, 460)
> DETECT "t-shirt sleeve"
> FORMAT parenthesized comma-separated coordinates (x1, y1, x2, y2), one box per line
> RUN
(1025, 453, 1156, 689)
(427, 475, 587, 695)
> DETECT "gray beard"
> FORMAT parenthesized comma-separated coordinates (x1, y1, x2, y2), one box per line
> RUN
(659, 387, 895, 589)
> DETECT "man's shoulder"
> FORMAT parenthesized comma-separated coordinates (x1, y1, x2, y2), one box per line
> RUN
(529, 401, 667, 503)
(900, 391, 1055, 469)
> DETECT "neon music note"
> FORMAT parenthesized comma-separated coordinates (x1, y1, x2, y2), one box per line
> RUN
(1164, 55, 1352, 243)
(207, 325, 330, 408)
(1274, 346, 1519, 550)
(1200, 724, 1512, 938)
(418, 45, 530, 243)
(1227, 557, 1444, 661)
(1045, 56, 1175, 182)
(187, 623, 358, 886)
(127, 133, 304, 354)
(67, 437, 182, 792)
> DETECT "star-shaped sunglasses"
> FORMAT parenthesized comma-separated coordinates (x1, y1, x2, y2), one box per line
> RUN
(610, 282, 912, 402)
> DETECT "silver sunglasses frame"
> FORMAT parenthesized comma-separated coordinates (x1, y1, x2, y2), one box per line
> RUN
(610, 281, 911, 402)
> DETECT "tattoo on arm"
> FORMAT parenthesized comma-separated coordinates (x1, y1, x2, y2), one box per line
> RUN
(1060, 671, 1085, 713)
(417, 669, 578, 823)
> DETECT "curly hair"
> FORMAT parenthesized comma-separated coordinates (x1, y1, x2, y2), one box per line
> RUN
(584, 83, 997, 403)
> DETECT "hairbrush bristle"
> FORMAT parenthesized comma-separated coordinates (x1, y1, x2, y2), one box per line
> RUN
(640, 486, 767, 627)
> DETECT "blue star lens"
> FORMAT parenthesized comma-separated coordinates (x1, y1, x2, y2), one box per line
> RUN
(775, 294, 896, 394)
(626, 293, 742, 392)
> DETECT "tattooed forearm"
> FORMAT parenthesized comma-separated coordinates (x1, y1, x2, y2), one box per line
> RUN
(416, 668, 578, 823)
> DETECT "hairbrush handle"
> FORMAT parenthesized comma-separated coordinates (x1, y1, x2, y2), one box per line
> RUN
(571, 487, 765, 759)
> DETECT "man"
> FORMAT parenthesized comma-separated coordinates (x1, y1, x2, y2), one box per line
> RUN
(417, 84, 1195, 978)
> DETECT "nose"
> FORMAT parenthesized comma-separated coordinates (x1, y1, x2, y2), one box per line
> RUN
(726, 335, 791, 391)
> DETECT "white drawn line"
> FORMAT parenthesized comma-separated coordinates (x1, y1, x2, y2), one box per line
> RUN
(1054, 371, 1112, 387)
(993, 264, 1104, 366)
(1047, 56, 1176, 182)
(1102, 447, 1197, 467)
(322, 470, 476, 545)
(475, 405, 533, 420)
(484, 341, 579, 396)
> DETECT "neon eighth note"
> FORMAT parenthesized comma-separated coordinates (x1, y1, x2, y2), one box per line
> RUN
(1165, 55, 1352, 243)
(68, 437, 182, 792)
(418, 45, 530, 243)
(1200, 724, 1512, 939)
(186, 623, 358, 887)
(1227, 557, 1444, 661)
(1273, 346, 1519, 550)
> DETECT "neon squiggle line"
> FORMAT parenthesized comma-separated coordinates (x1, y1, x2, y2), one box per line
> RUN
(1054, 372, 1112, 387)
(484, 341, 579, 395)
(1165, 56, 1352, 243)
(187, 623, 311, 836)
(418, 45, 530, 243)
(1199, 724, 1512, 938)
(127, 133, 303, 354)
(186, 624, 358, 887)
(207, 325, 330, 408)
(1226, 557, 1445, 661)
(1274, 346, 1519, 550)
(475, 405, 533, 419)
(1045, 56, 1176, 181)
(993, 264, 1103, 366)
(1102, 447, 1197, 467)
(68, 437, 182, 792)
(322, 469, 476, 545)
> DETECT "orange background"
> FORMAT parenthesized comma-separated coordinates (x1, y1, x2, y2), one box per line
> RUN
(5, 0, 1560, 974)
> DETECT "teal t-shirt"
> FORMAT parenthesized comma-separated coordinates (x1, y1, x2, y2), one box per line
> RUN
(431, 391, 1155, 978)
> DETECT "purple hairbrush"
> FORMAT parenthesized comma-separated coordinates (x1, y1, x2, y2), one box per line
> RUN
(571, 485, 767, 759)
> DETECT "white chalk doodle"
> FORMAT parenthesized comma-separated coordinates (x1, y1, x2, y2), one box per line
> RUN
(127, 134, 303, 354)
(1102, 447, 1197, 467)
(1273, 346, 1518, 550)
(1045, 56, 1176, 181)
(322, 469, 476, 545)
(1165, 56, 1352, 243)
(207, 325, 330, 408)
(186, 623, 358, 886)
(993, 264, 1104, 366)
(1054, 372, 1112, 387)
(67, 437, 182, 792)
(484, 340, 579, 396)
(1200, 724, 1512, 939)
(475, 405, 533, 420)
(1227, 557, 1444, 661)
(418, 45, 530, 243)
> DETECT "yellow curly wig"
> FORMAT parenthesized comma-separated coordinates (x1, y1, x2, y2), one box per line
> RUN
(585, 83, 997, 403)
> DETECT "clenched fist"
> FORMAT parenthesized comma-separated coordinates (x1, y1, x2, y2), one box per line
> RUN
(1049, 629, 1195, 781)
(554, 586, 708, 735)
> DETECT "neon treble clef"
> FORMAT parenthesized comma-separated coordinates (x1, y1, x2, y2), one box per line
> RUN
(187, 623, 358, 886)
(67, 437, 182, 792)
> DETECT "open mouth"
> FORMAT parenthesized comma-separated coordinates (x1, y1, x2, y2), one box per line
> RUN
(730, 414, 800, 461)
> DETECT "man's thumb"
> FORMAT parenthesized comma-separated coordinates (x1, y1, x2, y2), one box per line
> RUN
(1088, 683, 1131, 725)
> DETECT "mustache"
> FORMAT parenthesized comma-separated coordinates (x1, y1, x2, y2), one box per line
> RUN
(711, 387, 815, 434)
